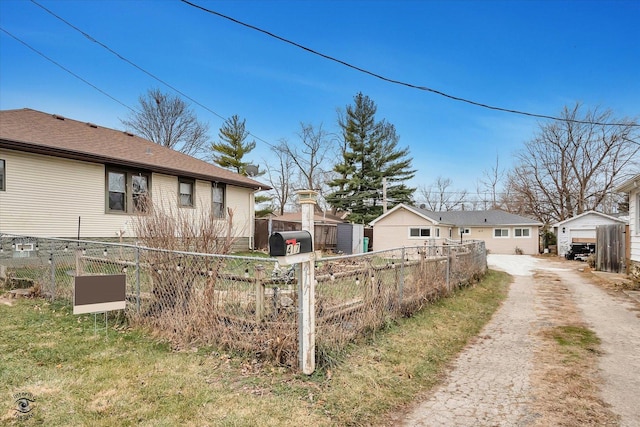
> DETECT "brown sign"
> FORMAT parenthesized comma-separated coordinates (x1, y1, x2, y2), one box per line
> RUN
(73, 274, 126, 314)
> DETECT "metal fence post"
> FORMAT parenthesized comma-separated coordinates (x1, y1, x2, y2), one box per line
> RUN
(135, 246, 140, 313)
(255, 265, 265, 322)
(49, 252, 56, 301)
(399, 247, 405, 307)
(446, 245, 450, 292)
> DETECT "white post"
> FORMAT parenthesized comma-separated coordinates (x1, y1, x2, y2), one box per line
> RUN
(297, 189, 317, 375)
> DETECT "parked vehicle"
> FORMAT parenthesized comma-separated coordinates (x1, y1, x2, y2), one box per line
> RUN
(565, 242, 596, 261)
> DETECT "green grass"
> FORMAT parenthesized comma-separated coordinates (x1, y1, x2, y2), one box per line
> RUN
(1, 269, 510, 426)
(548, 324, 601, 361)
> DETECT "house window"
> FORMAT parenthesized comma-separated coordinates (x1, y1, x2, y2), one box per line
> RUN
(494, 228, 509, 238)
(108, 171, 126, 212)
(106, 169, 150, 213)
(132, 175, 149, 212)
(0, 159, 5, 191)
(212, 183, 226, 218)
(436, 228, 440, 238)
(460, 228, 470, 235)
(409, 227, 431, 238)
(179, 178, 194, 207)
(514, 228, 530, 238)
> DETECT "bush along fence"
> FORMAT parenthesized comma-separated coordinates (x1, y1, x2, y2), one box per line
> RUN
(0, 234, 486, 370)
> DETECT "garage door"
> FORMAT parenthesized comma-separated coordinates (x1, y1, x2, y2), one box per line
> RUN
(571, 228, 595, 242)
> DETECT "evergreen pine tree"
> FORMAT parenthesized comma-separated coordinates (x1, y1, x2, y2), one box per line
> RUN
(211, 115, 256, 175)
(211, 115, 273, 217)
(327, 93, 415, 224)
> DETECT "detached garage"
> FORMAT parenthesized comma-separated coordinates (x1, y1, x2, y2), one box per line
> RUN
(553, 211, 627, 257)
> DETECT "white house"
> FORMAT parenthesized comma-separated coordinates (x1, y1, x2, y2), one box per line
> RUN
(552, 211, 628, 257)
(0, 108, 268, 249)
(370, 204, 542, 255)
(616, 174, 640, 280)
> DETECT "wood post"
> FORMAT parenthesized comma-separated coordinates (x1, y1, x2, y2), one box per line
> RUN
(76, 249, 84, 276)
(297, 189, 317, 375)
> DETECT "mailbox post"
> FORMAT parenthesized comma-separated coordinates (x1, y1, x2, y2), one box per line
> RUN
(268, 190, 318, 374)
(297, 190, 317, 375)
(269, 230, 316, 374)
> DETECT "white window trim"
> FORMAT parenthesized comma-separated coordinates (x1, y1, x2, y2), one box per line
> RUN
(408, 226, 432, 239)
(494, 228, 510, 238)
(514, 227, 531, 238)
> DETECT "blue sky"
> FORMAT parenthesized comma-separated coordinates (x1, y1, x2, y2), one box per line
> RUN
(1, 0, 638, 193)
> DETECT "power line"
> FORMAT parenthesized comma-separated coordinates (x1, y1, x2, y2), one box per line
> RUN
(26, 0, 277, 149)
(179, 0, 640, 128)
(0, 27, 137, 114)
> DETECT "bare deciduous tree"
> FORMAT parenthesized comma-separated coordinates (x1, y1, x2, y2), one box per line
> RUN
(418, 176, 468, 211)
(264, 140, 296, 215)
(121, 88, 210, 158)
(478, 154, 505, 210)
(506, 103, 639, 223)
(277, 123, 336, 212)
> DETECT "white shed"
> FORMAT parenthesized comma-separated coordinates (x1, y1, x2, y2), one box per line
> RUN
(553, 211, 627, 257)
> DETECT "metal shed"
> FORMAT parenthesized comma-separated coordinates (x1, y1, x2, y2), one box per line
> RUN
(336, 223, 364, 255)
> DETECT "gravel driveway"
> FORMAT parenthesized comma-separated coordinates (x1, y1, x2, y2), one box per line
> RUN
(402, 255, 640, 427)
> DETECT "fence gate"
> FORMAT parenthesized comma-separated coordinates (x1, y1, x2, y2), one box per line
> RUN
(596, 224, 625, 273)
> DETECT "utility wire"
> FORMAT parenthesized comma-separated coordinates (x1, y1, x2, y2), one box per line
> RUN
(28, 0, 277, 149)
(180, 0, 639, 128)
(0, 27, 137, 114)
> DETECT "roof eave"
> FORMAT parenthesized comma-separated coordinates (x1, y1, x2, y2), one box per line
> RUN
(552, 210, 626, 227)
(615, 174, 640, 193)
(1, 138, 269, 190)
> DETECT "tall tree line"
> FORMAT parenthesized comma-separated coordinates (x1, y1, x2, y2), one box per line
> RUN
(124, 89, 638, 226)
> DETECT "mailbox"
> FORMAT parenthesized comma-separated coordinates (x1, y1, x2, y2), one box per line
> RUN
(269, 231, 313, 257)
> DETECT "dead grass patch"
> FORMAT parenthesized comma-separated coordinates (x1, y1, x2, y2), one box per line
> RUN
(531, 271, 619, 426)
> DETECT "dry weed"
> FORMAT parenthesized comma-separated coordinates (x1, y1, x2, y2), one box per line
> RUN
(531, 271, 619, 426)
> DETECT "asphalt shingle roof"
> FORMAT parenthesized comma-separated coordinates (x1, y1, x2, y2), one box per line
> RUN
(0, 108, 268, 190)
(413, 206, 542, 226)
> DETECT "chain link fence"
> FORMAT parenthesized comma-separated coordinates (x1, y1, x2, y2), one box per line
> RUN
(1, 233, 486, 369)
